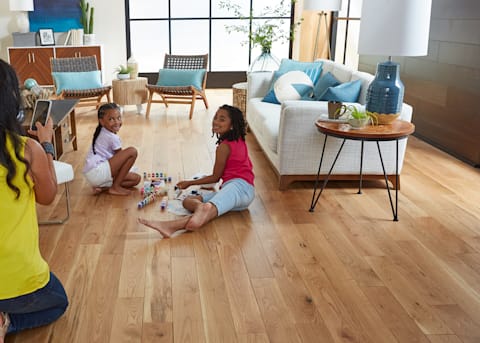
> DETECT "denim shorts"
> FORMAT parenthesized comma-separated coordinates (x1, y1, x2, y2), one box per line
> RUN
(201, 178, 255, 216)
(84, 160, 113, 187)
(0, 272, 68, 334)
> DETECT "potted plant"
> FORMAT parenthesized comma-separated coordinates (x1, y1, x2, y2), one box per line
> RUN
(115, 65, 133, 80)
(218, 0, 302, 72)
(341, 105, 378, 129)
(80, 0, 95, 45)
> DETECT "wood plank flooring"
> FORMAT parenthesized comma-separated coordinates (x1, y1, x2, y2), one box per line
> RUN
(7, 89, 480, 343)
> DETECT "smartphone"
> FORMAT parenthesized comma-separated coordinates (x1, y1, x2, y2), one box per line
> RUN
(30, 99, 52, 131)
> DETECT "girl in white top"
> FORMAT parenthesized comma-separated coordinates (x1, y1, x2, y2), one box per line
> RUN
(83, 103, 140, 195)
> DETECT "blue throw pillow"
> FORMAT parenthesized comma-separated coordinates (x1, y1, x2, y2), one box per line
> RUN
(320, 79, 362, 102)
(157, 69, 205, 90)
(52, 71, 102, 95)
(313, 72, 340, 100)
(278, 59, 323, 73)
(262, 68, 322, 104)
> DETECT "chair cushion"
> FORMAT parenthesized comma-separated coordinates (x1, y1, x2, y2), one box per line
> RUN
(313, 72, 340, 100)
(52, 71, 103, 95)
(53, 160, 74, 184)
(156, 69, 206, 90)
(320, 79, 362, 102)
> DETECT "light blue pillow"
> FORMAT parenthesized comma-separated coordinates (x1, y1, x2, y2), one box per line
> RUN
(156, 69, 205, 90)
(52, 71, 102, 95)
(262, 68, 322, 104)
(320, 79, 362, 102)
(278, 59, 323, 73)
(313, 72, 340, 100)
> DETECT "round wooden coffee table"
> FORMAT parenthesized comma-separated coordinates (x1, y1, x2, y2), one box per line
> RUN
(310, 120, 415, 221)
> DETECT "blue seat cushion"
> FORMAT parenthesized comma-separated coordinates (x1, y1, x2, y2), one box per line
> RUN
(52, 71, 102, 95)
(156, 69, 206, 90)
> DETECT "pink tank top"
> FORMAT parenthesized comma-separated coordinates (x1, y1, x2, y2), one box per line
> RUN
(221, 139, 254, 186)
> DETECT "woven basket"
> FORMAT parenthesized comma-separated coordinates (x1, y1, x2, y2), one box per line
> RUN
(372, 113, 400, 125)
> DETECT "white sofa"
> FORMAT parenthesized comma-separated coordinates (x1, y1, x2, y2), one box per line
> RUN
(246, 59, 413, 190)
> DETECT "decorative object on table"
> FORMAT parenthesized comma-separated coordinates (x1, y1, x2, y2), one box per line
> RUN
(328, 101, 346, 119)
(22, 78, 54, 109)
(115, 65, 133, 80)
(218, 0, 302, 73)
(127, 56, 139, 79)
(358, 0, 432, 124)
(145, 53, 209, 120)
(79, 0, 95, 45)
(9, 0, 34, 33)
(303, 0, 342, 61)
(344, 105, 377, 129)
(50, 56, 112, 108)
(38, 28, 55, 46)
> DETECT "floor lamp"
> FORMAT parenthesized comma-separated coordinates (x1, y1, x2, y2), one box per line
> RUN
(9, 0, 34, 33)
(358, 0, 432, 121)
(303, 0, 342, 61)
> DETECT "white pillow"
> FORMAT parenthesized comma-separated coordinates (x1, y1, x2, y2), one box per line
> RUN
(272, 71, 314, 103)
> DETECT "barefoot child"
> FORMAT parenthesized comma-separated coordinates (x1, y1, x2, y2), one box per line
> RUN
(138, 104, 254, 237)
(83, 103, 141, 195)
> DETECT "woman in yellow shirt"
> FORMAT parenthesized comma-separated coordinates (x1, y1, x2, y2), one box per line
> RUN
(0, 60, 68, 342)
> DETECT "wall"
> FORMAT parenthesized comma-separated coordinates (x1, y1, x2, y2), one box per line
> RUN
(0, 0, 127, 84)
(358, 0, 480, 166)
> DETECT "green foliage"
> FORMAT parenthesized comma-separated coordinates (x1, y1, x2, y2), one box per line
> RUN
(218, 0, 302, 52)
(116, 65, 133, 74)
(80, 0, 94, 34)
(343, 105, 378, 125)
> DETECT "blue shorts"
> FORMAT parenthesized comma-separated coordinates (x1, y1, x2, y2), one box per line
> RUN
(201, 178, 254, 216)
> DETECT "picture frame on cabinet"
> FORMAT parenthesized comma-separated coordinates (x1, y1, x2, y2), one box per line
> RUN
(39, 28, 55, 46)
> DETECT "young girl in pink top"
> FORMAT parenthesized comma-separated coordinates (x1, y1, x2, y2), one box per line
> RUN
(138, 104, 255, 237)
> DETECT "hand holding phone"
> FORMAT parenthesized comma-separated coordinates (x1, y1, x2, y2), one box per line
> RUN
(30, 100, 52, 131)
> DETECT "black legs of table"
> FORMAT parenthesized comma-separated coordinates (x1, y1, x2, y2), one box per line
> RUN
(309, 137, 401, 221)
(309, 136, 346, 212)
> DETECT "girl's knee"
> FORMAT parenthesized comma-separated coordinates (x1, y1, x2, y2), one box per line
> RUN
(125, 146, 138, 158)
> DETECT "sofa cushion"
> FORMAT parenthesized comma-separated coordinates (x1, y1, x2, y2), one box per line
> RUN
(313, 72, 340, 100)
(263, 68, 321, 104)
(52, 70, 102, 95)
(320, 79, 362, 102)
(278, 59, 323, 73)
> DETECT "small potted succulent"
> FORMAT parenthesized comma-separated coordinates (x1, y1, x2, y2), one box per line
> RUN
(340, 105, 378, 129)
(115, 65, 133, 80)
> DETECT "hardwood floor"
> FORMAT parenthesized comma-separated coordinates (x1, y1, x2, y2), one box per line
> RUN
(8, 89, 480, 343)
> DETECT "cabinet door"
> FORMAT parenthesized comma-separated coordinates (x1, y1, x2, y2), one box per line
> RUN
(55, 46, 102, 69)
(8, 48, 55, 85)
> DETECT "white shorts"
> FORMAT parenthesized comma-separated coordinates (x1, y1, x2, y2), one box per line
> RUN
(83, 161, 113, 187)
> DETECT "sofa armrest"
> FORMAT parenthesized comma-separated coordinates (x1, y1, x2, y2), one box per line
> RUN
(247, 71, 274, 100)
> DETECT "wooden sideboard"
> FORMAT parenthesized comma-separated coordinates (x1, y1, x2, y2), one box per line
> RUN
(8, 45, 102, 86)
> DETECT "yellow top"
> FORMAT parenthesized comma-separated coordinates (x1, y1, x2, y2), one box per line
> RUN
(0, 134, 50, 299)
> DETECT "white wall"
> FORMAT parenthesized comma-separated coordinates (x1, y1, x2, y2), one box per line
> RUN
(0, 0, 127, 84)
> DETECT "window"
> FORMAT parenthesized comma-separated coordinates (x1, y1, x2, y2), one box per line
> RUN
(126, 0, 294, 85)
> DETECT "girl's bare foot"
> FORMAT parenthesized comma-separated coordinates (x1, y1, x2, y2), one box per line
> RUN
(92, 187, 108, 195)
(185, 202, 218, 230)
(108, 186, 131, 196)
(137, 217, 190, 238)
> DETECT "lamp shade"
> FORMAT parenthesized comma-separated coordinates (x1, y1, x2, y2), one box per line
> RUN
(9, 0, 34, 11)
(304, 0, 342, 11)
(358, 0, 432, 57)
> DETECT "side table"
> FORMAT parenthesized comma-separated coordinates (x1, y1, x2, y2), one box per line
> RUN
(309, 120, 415, 221)
(232, 82, 247, 123)
(112, 77, 148, 114)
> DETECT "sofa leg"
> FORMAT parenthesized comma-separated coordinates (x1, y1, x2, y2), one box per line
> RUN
(278, 176, 293, 191)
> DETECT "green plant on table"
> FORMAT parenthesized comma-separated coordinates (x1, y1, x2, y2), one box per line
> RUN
(341, 105, 378, 125)
(218, 0, 302, 53)
(115, 65, 133, 74)
(80, 0, 94, 34)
